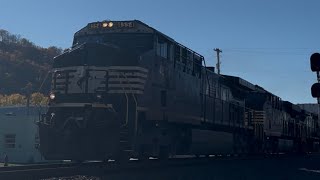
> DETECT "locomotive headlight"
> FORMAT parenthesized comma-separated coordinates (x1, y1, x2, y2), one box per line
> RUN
(102, 22, 108, 28)
(102, 22, 113, 28)
(49, 93, 56, 100)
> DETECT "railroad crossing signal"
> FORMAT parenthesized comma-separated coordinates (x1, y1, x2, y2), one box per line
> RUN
(310, 52, 320, 98)
(310, 53, 320, 72)
(311, 83, 320, 98)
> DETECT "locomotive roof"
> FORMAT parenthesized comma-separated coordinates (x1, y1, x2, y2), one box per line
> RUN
(222, 75, 255, 91)
(283, 101, 302, 113)
(73, 20, 203, 58)
(222, 75, 284, 100)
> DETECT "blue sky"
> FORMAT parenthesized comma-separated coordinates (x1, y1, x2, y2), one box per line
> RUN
(0, 0, 319, 103)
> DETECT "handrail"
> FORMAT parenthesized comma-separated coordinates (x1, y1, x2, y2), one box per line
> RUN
(117, 72, 129, 128)
(122, 72, 139, 134)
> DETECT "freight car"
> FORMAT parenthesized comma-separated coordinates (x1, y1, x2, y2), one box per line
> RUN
(38, 20, 320, 161)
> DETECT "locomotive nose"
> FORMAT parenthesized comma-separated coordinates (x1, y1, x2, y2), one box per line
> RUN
(47, 104, 118, 129)
(39, 105, 120, 160)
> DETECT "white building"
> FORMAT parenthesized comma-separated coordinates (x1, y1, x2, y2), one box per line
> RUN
(0, 105, 47, 163)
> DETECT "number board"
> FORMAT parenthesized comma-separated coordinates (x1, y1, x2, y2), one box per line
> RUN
(89, 21, 135, 29)
(89, 23, 102, 29)
(117, 21, 135, 28)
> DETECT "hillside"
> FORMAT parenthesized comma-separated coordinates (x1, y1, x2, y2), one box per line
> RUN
(0, 29, 62, 95)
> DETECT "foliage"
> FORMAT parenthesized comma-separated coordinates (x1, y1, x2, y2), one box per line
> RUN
(0, 28, 63, 95)
(30, 92, 48, 106)
(0, 93, 26, 106)
(0, 29, 60, 106)
(0, 93, 48, 106)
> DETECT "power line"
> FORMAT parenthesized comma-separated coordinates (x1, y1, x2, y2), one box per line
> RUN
(223, 48, 315, 54)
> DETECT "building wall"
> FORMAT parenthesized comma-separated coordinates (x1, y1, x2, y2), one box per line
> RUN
(0, 106, 47, 163)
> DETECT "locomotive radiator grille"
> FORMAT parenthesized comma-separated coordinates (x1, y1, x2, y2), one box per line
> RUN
(245, 110, 265, 140)
(245, 110, 265, 124)
(253, 111, 265, 123)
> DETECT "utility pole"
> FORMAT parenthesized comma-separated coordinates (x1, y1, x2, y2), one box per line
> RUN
(214, 48, 222, 75)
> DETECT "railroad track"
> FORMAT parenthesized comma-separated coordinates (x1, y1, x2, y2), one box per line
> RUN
(0, 162, 84, 180)
(0, 153, 319, 180)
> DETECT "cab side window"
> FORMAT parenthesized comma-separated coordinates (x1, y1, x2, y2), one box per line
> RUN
(156, 38, 168, 59)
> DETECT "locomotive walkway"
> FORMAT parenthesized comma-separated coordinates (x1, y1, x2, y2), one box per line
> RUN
(0, 154, 320, 180)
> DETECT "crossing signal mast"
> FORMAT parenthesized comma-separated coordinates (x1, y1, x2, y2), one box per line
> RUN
(310, 52, 320, 125)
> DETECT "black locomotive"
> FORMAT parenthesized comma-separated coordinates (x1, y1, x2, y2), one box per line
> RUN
(38, 20, 320, 161)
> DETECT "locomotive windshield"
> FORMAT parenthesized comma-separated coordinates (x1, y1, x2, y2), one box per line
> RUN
(73, 33, 154, 54)
(53, 41, 142, 68)
(53, 46, 86, 68)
